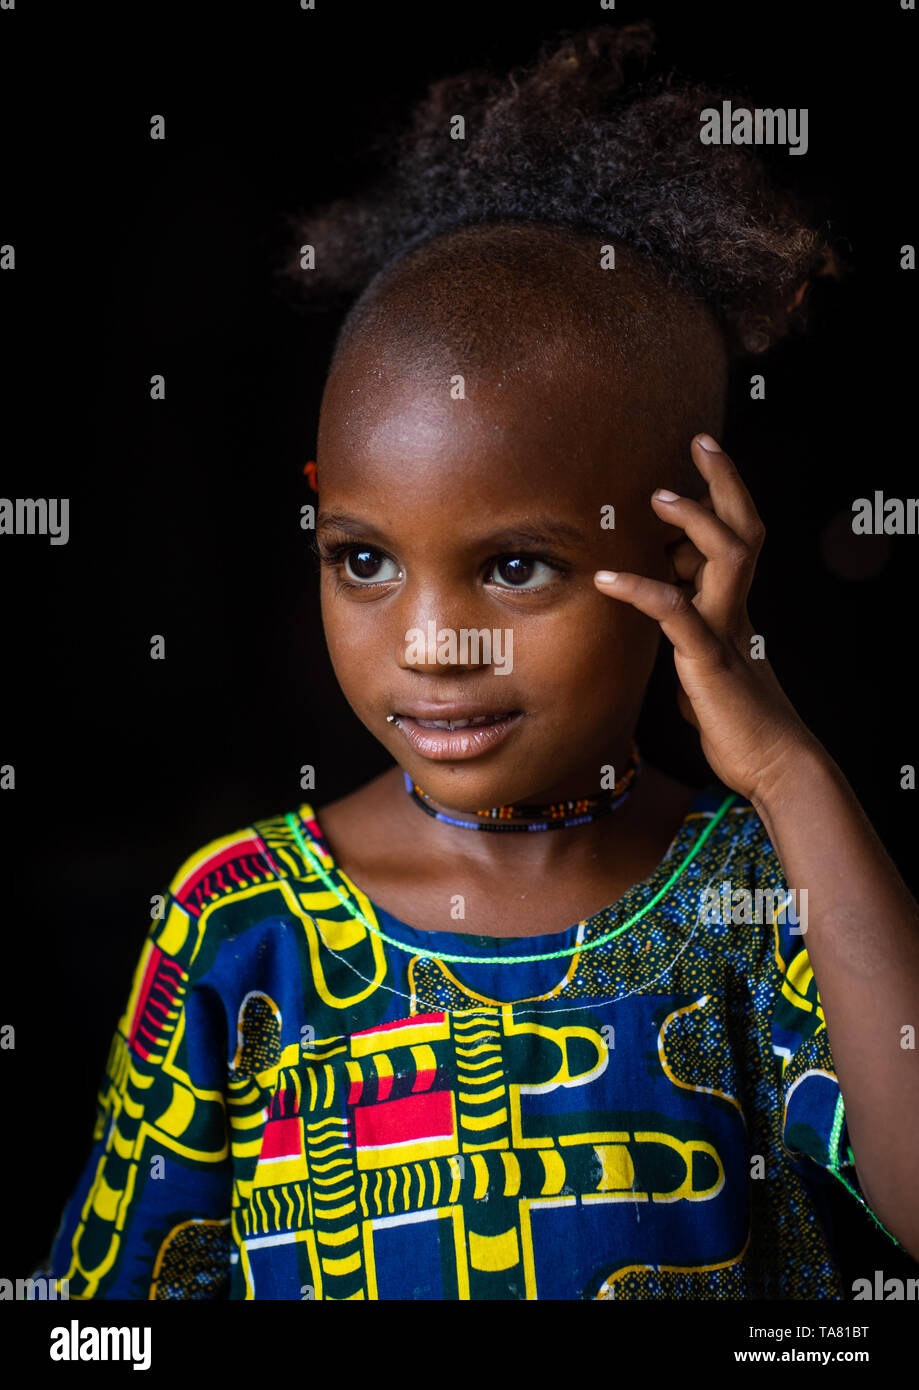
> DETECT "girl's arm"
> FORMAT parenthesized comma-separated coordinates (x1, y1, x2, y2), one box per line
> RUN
(751, 735, 919, 1259)
(595, 432, 919, 1261)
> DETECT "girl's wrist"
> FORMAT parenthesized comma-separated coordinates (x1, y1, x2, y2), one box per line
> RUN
(748, 726, 834, 822)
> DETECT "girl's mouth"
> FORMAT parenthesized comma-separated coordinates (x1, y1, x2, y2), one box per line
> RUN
(390, 710, 524, 760)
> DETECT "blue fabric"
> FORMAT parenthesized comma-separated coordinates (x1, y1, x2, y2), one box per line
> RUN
(37, 783, 901, 1299)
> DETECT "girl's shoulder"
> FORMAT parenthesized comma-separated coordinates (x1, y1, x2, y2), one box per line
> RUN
(157, 807, 334, 927)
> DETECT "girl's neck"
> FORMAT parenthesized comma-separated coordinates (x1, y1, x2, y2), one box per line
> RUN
(333, 758, 698, 877)
(311, 761, 702, 939)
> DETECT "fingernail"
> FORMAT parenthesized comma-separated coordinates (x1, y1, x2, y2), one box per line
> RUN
(595, 570, 619, 584)
(653, 488, 680, 502)
(695, 434, 721, 452)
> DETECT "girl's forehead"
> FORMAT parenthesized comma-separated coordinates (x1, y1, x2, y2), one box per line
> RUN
(320, 394, 634, 501)
(320, 340, 651, 456)
(317, 405, 665, 533)
(317, 353, 671, 547)
(317, 267, 724, 502)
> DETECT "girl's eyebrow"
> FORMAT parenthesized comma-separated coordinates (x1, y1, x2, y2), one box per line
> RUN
(317, 510, 589, 550)
(317, 510, 385, 539)
(482, 520, 589, 550)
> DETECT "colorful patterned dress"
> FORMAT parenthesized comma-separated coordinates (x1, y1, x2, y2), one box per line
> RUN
(38, 783, 902, 1299)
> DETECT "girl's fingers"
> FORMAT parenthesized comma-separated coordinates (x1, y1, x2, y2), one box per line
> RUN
(651, 480, 761, 631)
(688, 435, 766, 552)
(594, 569, 725, 666)
(668, 536, 706, 587)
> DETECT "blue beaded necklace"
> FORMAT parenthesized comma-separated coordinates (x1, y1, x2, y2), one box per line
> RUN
(404, 737, 642, 831)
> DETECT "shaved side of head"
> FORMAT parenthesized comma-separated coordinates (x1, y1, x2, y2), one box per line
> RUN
(326, 223, 729, 497)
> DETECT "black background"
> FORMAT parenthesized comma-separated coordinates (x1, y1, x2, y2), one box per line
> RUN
(2, 0, 917, 1296)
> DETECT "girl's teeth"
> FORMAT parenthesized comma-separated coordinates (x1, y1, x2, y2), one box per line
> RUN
(415, 714, 505, 730)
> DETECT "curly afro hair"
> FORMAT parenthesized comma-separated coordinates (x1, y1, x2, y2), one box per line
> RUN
(276, 20, 841, 360)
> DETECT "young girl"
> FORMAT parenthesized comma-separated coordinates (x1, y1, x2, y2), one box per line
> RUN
(39, 22, 919, 1300)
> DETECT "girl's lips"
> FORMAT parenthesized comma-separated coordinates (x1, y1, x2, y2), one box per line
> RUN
(392, 711, 524, 760)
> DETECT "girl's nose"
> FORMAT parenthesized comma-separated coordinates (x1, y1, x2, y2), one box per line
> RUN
(392, 580, 512, 672)
(397, 617, 502, 673)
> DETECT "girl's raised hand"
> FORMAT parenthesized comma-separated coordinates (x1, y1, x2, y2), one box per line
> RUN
(594, 434, 816, 806)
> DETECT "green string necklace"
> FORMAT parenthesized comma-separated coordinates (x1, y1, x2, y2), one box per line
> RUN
(283, 791, 737, 965)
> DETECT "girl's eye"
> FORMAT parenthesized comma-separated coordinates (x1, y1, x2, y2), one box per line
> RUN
(341, 547, 400, 585)
(486, 554, 559, 590)
(318, 542, 562, 591)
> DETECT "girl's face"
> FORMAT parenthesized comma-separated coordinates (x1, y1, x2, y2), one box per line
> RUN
(315, 337, 679, 813)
